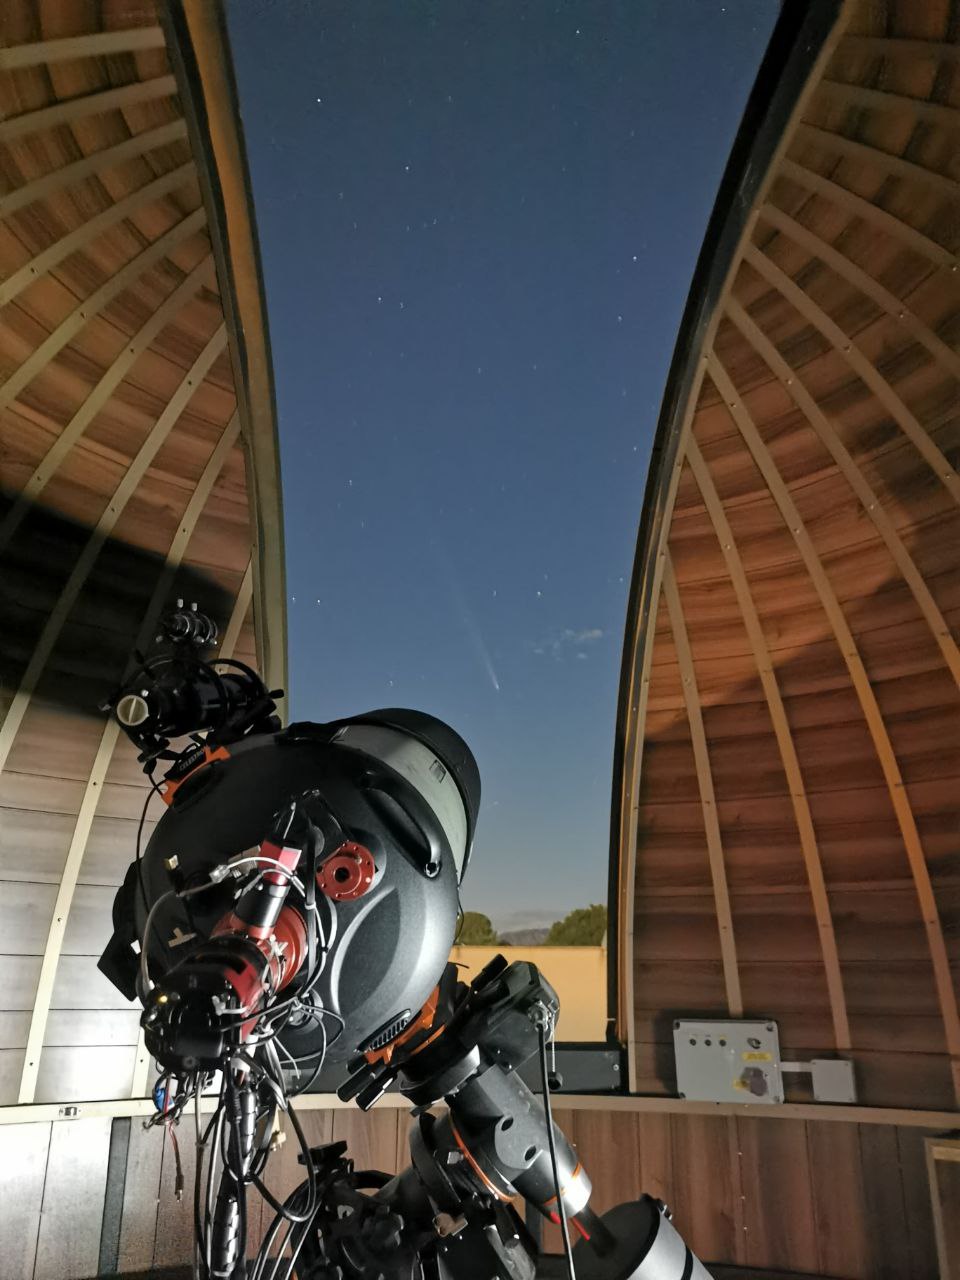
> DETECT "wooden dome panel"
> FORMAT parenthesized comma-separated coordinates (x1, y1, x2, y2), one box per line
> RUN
(0, 0, 283, 1105)
(617, 0, 960, 1110)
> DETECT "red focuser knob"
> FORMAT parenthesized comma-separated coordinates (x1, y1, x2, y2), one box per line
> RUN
(317, 841, 375, 901)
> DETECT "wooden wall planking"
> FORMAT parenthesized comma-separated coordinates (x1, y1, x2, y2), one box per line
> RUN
(0, 0, 282, 1108)
(117, 1119, 164, 1276)
(33, 1118, 112, 1280)
(0, 1121, 51, 1280)
(538, 1107, 944, 1276)
(0, 1105, 952, 1279)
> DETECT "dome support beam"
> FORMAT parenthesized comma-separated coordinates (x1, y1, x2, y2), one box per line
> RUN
(0, 207, 206, 425)
(17, 413, 240, 1104)
(778, 157, 956, 270)
(759, 201, 960, 383)
(0, 325, 227, 780)
(662, 550, 743, 1018)
(0, 26, 165, 72)
(0, 119, 189, 218)
(725, 297, 960, 689)
(0, 75, 176, 145)
(796, 121, 960, 201)
(685, 435, 851, 1050)
(0, 161, 196, 308)
(0, 256, 216, 554)
(709, 351, 960, 1102)
(613, 0, 853, 1086)
(744, 243, 960, 507)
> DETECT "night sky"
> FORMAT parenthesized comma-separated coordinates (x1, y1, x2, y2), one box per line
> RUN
(228, 1, 776, 933)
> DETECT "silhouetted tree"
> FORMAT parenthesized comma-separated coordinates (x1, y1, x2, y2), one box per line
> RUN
(458, 911, 500, 945)
(544, 904, 607, 945)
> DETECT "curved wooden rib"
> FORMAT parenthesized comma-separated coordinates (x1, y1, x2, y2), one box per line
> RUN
(0, 255, 217, 554)
(615, 6, 853, 1079)
(0, 75, 176, 145)
(685, 435, 850, 1049)
(662, 551, 743, 1017)
(0, 161, 196, 308)
(709, 351, 960, 1092)
(840, 35, 960, 64)
(16, 721, 121, 1104)
(0, 325, 228, 777)
(0, 119, 189, 218)
(0, 207, 205, 419)
(819, 78, 960, 134)
(18, 413, 242, 1104)
(180, 0, 288, 700)
(744, 243, 960, 507)
(0, 26, 165, 71)
(759, 202, 960, 382)
(618, 362, 709, 1085)
(128, 553, 253, 1100)
(795, 121, 959, 200)
(778, 156, 957, 270)
(220, 559, 254, 661)
(725, 296, 960, 689)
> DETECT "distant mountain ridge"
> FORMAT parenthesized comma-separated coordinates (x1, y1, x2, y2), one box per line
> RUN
(497, 927, 550, 946)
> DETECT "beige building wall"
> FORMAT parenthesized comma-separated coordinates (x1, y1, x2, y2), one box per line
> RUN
(451, 945, 607, 1041)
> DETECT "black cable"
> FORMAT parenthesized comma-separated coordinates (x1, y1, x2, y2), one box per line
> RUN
(538, 1024, 576, 1280)
(191, 1080, 233, 1280)
(253, 1180, 316, 1280)
(286, 1035, 326, 1097)
(242, 1052, 318, 1228)
(277, 1213, 315, 1280)
(205, 1094, 227, 1277)
(288, 1008, 345, 1060)
(228, 1075, 249, 1275)
(263, 1131, 320, 1280)
(193, 1092, 206, 1280)
(134, 780, 159, 916)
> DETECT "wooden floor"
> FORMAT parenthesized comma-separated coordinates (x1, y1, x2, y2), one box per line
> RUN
(0, 1104, 947, 1280)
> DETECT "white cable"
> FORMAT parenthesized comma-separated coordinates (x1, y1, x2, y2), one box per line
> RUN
(273, 1038, 301, 1083)
(139, 889, 178, 997)
(138, 853, 318, 998)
